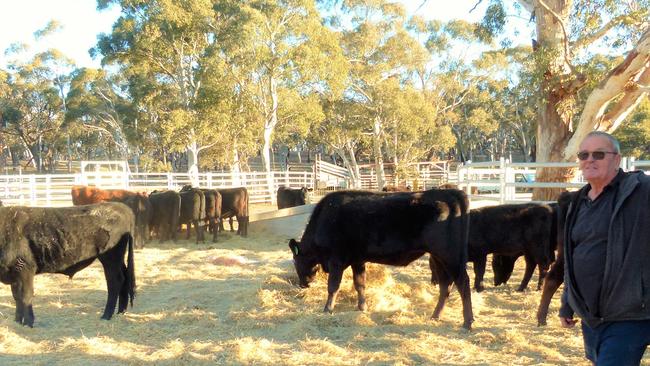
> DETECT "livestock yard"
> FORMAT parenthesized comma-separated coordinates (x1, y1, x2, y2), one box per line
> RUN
(0, 202, 647, 366)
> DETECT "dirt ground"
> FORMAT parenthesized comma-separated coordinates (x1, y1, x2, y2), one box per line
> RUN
(0, 202, 648, 365)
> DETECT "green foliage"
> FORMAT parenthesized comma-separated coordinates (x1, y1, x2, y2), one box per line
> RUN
(614, 98, 650, 159)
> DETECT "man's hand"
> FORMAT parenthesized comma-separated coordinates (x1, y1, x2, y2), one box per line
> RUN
(560, 316, 578, 328)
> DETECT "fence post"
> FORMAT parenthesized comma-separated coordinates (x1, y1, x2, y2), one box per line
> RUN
(505, 159, 515, 202)
(46, 176, 51, 206)
(167, 173, 174, 190)
(628, 157, 635, 171)
(499, 157, 506, 204)
(30, 175, 36, 206)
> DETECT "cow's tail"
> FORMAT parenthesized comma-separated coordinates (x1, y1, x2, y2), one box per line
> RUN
(127, 233, 136, 307)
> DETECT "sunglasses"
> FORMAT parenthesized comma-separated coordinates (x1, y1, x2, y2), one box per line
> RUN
(577, 151, 618, 161)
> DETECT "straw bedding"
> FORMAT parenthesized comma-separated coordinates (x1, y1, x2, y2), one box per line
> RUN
(0, 203, 646, 365)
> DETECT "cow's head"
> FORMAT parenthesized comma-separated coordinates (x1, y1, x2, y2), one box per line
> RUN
(288, 238, 318, 288)
(298, 188, 308, 205)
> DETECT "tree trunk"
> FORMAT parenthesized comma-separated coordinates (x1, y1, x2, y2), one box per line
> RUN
(372, 116, 386, 190)
(231, 145, 242, 187)
(260, 73, 280, 202)
(187, 141, 200, 186)
(532, 0, 578, 201)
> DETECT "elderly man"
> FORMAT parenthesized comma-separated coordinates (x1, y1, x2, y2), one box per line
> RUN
(559, 131, 650, 365)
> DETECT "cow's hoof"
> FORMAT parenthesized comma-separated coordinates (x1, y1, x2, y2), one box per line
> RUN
(475, 286, 485, 292)
(358, 302, 367, 312)
(515, 287, 526, 292)
(537, 319, 547, 326)
(323, 307, 333, 314)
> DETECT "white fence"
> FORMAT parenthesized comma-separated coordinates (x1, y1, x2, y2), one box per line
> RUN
(0, 171, 314, 207)
(457, 157, 650, 204)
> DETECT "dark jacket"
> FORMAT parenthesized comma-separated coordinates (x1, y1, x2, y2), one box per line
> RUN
(560, 170, 650, 328)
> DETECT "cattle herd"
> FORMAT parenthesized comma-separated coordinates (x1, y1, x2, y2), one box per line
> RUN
(0, 183, 572, 332)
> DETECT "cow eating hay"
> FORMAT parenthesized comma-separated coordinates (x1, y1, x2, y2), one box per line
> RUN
(289, 189, 473, 330)
(0, 202, 136, 327)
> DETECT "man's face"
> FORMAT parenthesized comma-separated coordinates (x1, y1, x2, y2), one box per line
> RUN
(578, 135, 621, 185)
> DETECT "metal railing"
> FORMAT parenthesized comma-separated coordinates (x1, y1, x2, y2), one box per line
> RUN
(0, 171, 315, 207)
(456, 157, 650, 204)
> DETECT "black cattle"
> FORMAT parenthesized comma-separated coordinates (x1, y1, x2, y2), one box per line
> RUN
(201, 188, 222, 242)
(0, 202, 136, 327)
(536, 191, 576, 325)
(288, 189, 473, 330)
(381, 186, 412, 192)
(467, 203, 556, 292)
(148, 190, 181, 242)
(112, 194, 152, 249)
(217, 187, 249, 237)
(277, 186, 308, 209)
(179, 185, 206, 243)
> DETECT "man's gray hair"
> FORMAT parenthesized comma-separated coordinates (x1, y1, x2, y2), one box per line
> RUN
(583, 131, 621, 154)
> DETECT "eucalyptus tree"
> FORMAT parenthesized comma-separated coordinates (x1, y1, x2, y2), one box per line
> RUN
(95, 0, 222, 174)
(332, 0, 431, 189)
(478, 0, 649, 198)
(65, 68, 134, 161)
(0, 52, 66, 172)
(221, 0, 347, 195)
(613, 98, 650, 160)
(313, 98, 366, 188)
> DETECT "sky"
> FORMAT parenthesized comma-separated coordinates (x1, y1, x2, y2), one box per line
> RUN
(0, 0, 532, 69)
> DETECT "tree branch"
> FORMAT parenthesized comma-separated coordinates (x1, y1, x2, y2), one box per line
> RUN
(572, 14, 635, 50)
(563, 29, 650, 159)
(599, 66, 650, 132)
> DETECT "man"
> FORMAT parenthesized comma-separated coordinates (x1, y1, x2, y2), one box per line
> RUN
(560, 131, 650, 365)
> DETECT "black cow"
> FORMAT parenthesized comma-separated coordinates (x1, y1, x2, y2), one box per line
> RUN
(148, 190, 181, 242)
(217, 187, 249, 237)
(0, 202, 136, 327)
(277, 186, 308, 209)
(381, 186, 412, 192)
(536, 191, 575, 325)
(467, 203, 556, 292)
(113, 194, 152, 249)
(179, 185, 206, 243)
(201, 188, 222, 242)
(288, 189, 473, 330)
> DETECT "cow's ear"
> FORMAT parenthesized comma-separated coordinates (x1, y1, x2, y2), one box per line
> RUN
(289, 239, 300, 255)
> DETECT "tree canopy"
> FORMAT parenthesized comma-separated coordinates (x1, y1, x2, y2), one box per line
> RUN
(0, 0, 647, 186)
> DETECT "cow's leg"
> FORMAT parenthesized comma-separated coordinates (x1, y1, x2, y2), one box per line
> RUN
(193, 219, 202, 243)
(324, 260, 345, 313)
(516, 255, 536, 292)
(431, 269, 452, 321)
(536, 263, 550, 291)
(536, 259, 564, 326)
(454, 269, 474, 330)
(211, 217, 218, 242)
(473, 256, 487, 292)
(186, 220, 192, 240)
(429, 255, 439, 285)
(10, 270, 36, 327)
(117, 262, 129, 313)
(241, 216, 249, 237)
(351, 262, 367, 311)
(99, 246, 127, 320)
(229, 217, 235, 232)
